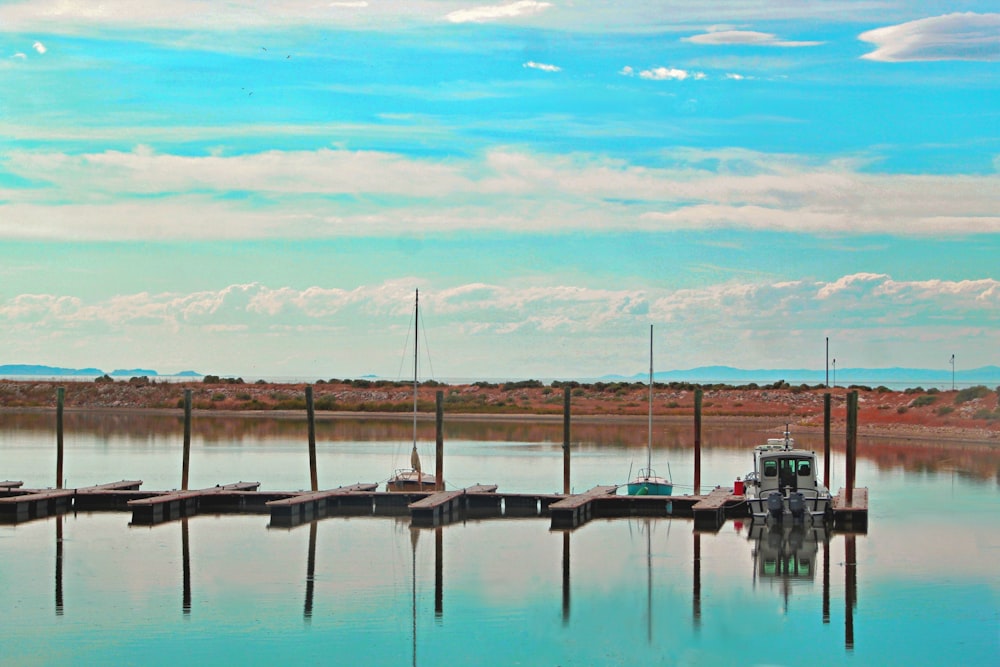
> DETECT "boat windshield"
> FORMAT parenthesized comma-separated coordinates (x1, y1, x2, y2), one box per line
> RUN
(762, 456, 815, 490)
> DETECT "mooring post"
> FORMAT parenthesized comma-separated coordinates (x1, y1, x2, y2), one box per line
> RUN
(823, 392, 832, 489)
(563, 386, 571, 495)
(435, 526, 443, 618)
(562, 531, 571, 624)
(693, 388, 703, 496)
(435, 391, 444, 491)
(181, 389, 192, 491)
(182, 518, 192, 615)
(306, 386, 318, 492)
(846, 390, 858, 505)
(56, 387, 65, 489)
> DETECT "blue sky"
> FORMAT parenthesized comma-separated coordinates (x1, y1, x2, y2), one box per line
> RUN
(1, 1, 998, 380)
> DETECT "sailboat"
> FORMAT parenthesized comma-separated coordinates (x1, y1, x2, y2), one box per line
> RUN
(386, 289, 438, 493)
(626, 325, 673, 496)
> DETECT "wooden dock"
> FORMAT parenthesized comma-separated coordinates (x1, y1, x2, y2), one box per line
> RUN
(0, 480, 24, 490)
(0, 481, 142, 523)
(832, 487, 869, 532)
(549, 485, 620, 529)
(692, 487, 741, 531)
(409, 484, 498, 527)
(128, 482, 260, 525)
(266, 483, 379, 527)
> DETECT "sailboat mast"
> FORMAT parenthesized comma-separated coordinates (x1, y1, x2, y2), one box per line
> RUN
(648, 324, 653, 472)
(413, 289, 419, 449)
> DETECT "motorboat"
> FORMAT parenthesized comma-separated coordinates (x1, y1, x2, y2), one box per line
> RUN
(743, 428, 831, 523)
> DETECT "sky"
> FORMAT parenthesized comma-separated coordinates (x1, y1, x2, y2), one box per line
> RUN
(1, 1, 998, 381)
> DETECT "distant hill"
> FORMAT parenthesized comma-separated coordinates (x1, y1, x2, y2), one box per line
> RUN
(605, 365, 1000, 387)
(0, 364, 202, 378)
(0, 364, 105, 377)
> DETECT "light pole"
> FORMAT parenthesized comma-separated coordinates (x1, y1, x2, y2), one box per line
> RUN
(950, 354, 955, 391)
(833, 358, 836, 388)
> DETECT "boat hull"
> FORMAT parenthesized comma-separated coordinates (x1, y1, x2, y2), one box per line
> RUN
(627, 478, 673, 496)
(386, 470, 437, 493)
(747, 491, 830, 522)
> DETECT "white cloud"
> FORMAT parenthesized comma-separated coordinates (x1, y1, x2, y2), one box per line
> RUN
(684, 29, 822, 47)
(445, 0, 552, 24)
(11, 52, 27, 59)
(3, 274, 996, 375)
(3, 147, 999, 240)
(523, 60, 560, 72)
(859, 12, 1000, 62)
(639, 67, 694, 81)
(32, 40, 46, 54)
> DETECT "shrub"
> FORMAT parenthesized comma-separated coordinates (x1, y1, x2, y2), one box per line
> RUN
(973, 408, 1000, 421)
(936, 405, 954, 416)
(94, 374, 114, 384)
(896, 406, 907, 414)
(954, 385, 990, 404)
(875, 385, 892, 393)
(910, 395, 937, 407)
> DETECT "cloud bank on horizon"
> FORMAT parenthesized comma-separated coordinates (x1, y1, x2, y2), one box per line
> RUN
(0, 1, 997, 378)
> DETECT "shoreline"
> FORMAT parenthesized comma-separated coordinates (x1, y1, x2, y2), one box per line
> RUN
(3, 404, 997, 446)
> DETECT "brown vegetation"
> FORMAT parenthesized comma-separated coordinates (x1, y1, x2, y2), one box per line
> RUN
(1, 378, 997, 442)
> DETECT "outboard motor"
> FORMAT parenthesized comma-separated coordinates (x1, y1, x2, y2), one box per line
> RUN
(788, 492, 806, 521)
(766, 493, 785, 521)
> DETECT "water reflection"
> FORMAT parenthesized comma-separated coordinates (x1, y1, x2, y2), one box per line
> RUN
(4, 411, 995, 481)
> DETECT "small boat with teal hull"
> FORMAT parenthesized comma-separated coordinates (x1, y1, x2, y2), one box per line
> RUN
(626, 325, 673, 497)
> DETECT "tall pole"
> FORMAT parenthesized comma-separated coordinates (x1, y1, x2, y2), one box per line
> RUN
(182, 389, 192, 491)
(693, 388, 703, 496)
(846, 390, 858, 505)
(823, 392, 832, 489)
(833, 358, 836, 388)
(826, 336, 829, 388)
(435, 390, 444, 491)
(56, 387, 65, 489)
(306, 385, 318, 492)
(563, 386, 571, 495)
(950, 354, 955, 391)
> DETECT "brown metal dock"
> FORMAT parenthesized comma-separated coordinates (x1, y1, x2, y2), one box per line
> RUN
(128, 482, 261, 525)
(0, 480, 142, 523)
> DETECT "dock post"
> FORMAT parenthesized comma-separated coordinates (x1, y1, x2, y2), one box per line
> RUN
(55, 515, 64, 615)
(56, 387, 65, 489)
(823, 392, 832, 488)
(182, 518, 191, 615)
(436, 391, 444, 491)
(693, 388, 703, 496)
(562, 531, 570, 624)
(846, 390, 858, 504)
(435, 526, 443, 618)
(563, 387, 571, 495)
(306, 386, 318, 492)
(181, 389, 192, 491)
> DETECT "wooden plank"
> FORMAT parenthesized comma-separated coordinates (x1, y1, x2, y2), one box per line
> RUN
(265, 483, 378, 507)
(833, 486, 869, 511)
(0, 488, 75, 503)
(77, 480, 143, 492)
(409, 490, 465, 510)
(549, 485, 618, 510)
(127, 482, 259, 507)
(464, 484, 498, 494)
(0, 480, 23, 488)
(691, 487, 734, 510)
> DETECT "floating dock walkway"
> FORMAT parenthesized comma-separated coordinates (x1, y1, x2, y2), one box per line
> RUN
(2, 478, 867, 532)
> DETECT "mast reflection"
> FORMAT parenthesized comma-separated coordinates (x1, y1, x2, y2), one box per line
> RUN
(304, 520, 317, 621)
(55, 514, 64, 616)
(182, 518, 191, 615)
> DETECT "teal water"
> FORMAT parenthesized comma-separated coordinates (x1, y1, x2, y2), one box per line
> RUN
(2, 414, 998, 666)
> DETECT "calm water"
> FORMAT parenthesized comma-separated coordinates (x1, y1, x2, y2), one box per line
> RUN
(2, 413, 998, 666)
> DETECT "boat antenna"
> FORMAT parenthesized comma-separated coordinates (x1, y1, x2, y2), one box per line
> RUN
(783, 423, 790, 449)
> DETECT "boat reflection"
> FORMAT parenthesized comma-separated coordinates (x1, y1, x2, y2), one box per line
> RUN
(749, 521, 825, 587)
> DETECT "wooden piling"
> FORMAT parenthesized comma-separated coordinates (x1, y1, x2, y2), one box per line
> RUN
(306, 386, 318, 492)
(182, 518, 191, 614)
(436, 390, 444, 492)
(181, 389, 192, 491)
(846, 390, 858, 504)
(693, 388, 703, 496)
(56, 387, 64, 489)
(435, 526, 443, 618)
(823, 392, 832, 488)
(563, 386, 571, 495)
